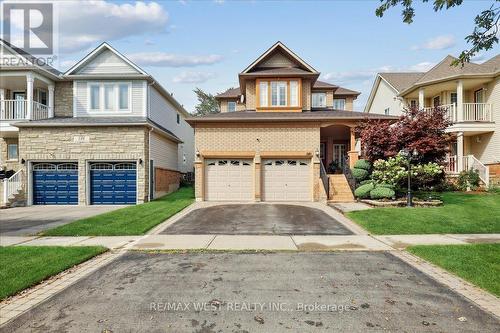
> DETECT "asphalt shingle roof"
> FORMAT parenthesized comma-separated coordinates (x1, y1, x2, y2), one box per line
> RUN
(378, 73, 425, 93)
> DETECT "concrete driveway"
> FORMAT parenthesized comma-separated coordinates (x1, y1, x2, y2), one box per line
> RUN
(0, 205, 124, 236)
(3, 251, 498, 332)
(161, 204, 354, 235)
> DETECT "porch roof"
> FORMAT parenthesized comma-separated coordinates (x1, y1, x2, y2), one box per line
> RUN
(186, 110, 397, 124)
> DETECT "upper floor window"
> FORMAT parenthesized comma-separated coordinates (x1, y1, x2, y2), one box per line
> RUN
(384, 108, 390, 115)
(89, 82, 131, 112)
(312, 93, 326, 108)
(228, 101, 236, 112)
(450, 93, 457, 105)
(433, 96, 440, 107)
(176, 113, 180, 124)
(257, 79, 301, 109)
(333, 98, 345, 110)
(409, 99, 418, 109)
(474, 89, 484, 103)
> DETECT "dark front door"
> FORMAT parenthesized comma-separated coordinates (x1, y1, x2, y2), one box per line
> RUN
(320, 142, 326, 167)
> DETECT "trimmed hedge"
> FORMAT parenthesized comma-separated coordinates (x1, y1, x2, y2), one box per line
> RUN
(376, 183, 394, 189)
(351, 168, 369, 182)
(354, 183, 374, 199)
(354, 159, 371, 171)
(370, 186, 395, 199)
(359, 179, 374, 186)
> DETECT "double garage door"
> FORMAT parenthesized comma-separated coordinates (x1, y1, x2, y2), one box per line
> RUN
(204, 158, 310, 202)
(32, 162, 137, 205)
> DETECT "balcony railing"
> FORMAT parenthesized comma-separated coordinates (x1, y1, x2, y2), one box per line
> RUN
(0, 100, 51, 121)
(422, 103, 492, 123)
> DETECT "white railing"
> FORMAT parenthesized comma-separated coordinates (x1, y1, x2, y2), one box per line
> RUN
(32, 101, 49, 120)
(0, 100, 51, 121)
(422, 104, 457, 122)
(445, 155, 458, 173)
(0, 100, 27, 120)
(463, 103, 492, 122)
(463, 155, 489, 187)
(2, 169, 23, 205)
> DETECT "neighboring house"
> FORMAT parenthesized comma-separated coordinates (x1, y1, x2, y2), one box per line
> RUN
(187, 41, 394, 203)
(0, 40, 194, 206)
(365, 54, 500, 186)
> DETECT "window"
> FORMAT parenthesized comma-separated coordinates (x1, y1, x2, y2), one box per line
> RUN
(433, 96, 440, 107)
(384, 108, 390, 115)
(38, 90, 47, 105)
(227, 101, 236, 112)
(333, 99, 345, 110)
(257, 79, 301, 109)
(89, 82, 130, 112)
(312, 93, 326, 108)
(118, 84, 129, 110)
(176, 113, 180, 124)
(90, 84, 100, 110)
(450, 93, 457, 105)
(474, 89, 484, 103)
(409, 99, 418, 109)
(7, 144, 18, 160)
(104, 84, 115, 110)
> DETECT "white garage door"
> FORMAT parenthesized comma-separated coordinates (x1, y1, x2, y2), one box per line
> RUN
(205, 159, 253, 201)
(262, 159, 311, 201)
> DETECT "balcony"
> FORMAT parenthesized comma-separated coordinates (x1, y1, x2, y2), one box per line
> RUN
(1, 100, 51, 121)
(423, 103, 493, 123)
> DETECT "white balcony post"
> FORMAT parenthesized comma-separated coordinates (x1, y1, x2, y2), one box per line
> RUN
(48, 84, 54, 118)
(457, 132, 464, 172)
(2, 179, 7, 204)
(26, 73, 34, 120)
(418, 88, 425, 110)
(456, 80, 463, 122)
(0, 89, 4, 119)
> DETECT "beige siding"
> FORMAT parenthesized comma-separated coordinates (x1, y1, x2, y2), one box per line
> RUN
(367, 79, 403, 115)
(246, 80, 256, 110)
(470, 76, 500, 165)
(259, 51, 295, 68)
(302, 79, 311, 111)
(150, 131, 178, 171)
(77, 49, 140, 75)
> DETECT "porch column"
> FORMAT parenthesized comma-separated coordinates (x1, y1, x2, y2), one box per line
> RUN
(348, 127, 358, 168)
(26, 73, 34, 120)
(0, 89, 4, 118)
(48, 84, 54, 118)
(457, 132, 464, 172)
(456, 80, 463, 122)
(418, 88, 425, 109)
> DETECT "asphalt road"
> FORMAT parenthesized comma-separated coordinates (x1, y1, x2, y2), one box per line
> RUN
(162, 204, 354, 235)
(3, 251, 498, 332)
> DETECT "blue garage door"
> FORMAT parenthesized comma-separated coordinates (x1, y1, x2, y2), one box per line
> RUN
(90, 162, 137, 205)
(33, 163, 78, 205)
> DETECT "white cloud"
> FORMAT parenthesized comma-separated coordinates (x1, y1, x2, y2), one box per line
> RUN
(408, 62, 435, 72)
(412, 35, 456, 50)
(471, 53, 486, 63)
(55, 1, 169, 53)
(172, 71, 216, 83)
(128, 52, 223, 67)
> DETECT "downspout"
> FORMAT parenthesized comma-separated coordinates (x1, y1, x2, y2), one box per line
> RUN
(148, 127, 154, 201)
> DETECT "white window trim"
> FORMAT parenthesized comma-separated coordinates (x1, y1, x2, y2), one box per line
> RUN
(312, 92, 327, 108)
(333, 98, 346, 110)
(7, 143, 18, 161)
(87, 81, 132, 114)
(271, 81, 287, 107)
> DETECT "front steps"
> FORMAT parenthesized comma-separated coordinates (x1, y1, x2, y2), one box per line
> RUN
(328, 174, 355, 202)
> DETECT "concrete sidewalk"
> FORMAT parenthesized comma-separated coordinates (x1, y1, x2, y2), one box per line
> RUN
(4, 233, 497, 251)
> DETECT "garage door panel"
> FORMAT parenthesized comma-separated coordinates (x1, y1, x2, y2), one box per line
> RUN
(33, 163, 78, 205)
(205, 159, 253, 201)
(262, 159, 311, 202)
(90, 163, 137, 205)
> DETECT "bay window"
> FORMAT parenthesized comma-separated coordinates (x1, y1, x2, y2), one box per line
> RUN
(312, 93, 326, 108)
(257, 78, 301, 109)
(88, 82, 131, 112)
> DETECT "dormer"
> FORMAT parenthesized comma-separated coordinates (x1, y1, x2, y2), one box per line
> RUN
(238, 42, 320, 112)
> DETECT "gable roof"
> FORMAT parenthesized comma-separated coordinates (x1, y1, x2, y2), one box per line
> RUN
(481, 54, 500, 72)
(65, 42, 148, 76)
(215, 87, 241, 99)
(241, 41, 319, 74)
(378, 72, 425, 92)
(414, 55, 489, 85)
(334, 87, 361, 96)
(312, 80, 338, 89)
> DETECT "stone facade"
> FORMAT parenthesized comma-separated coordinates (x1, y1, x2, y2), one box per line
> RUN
(0, 137, 22, 172)
(245, 80, 256, 110)
(154, 167, 181, 198)
(18, 126, 149, 205)
(54, 81, 73, 117)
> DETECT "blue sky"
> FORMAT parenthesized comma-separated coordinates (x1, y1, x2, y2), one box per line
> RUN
(49, 0, 499, 112)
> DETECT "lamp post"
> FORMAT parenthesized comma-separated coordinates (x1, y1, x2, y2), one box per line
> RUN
(400, 148, 419, 207)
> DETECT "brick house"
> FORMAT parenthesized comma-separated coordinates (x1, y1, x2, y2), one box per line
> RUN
(187, 42, 395, 203)
(0, 40, 194, 206)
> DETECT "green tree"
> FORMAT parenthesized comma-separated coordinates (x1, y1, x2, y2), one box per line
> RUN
(375, 0, 499, 65)
(193, 88, 219, 116)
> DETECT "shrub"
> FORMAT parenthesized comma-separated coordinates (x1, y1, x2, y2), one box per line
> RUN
(354, 183, 374, 199)
(377, 183, 394, 189)
(457, 169, 481, 191)
(351, 168, 369, 182)
(370, 186, 395, 199)
(354, 159, 371, 171)
(359, 179, 374, 186)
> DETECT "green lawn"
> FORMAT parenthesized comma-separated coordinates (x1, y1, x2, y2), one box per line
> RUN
(408, 244, 500, 296)
(42, 186, 194, 236)
(0, 246, 106, 300)
(347, 192, 500, 235)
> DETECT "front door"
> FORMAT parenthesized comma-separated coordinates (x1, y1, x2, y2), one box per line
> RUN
(333, 144, 347, 169)
(320, 142, 326, 167)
